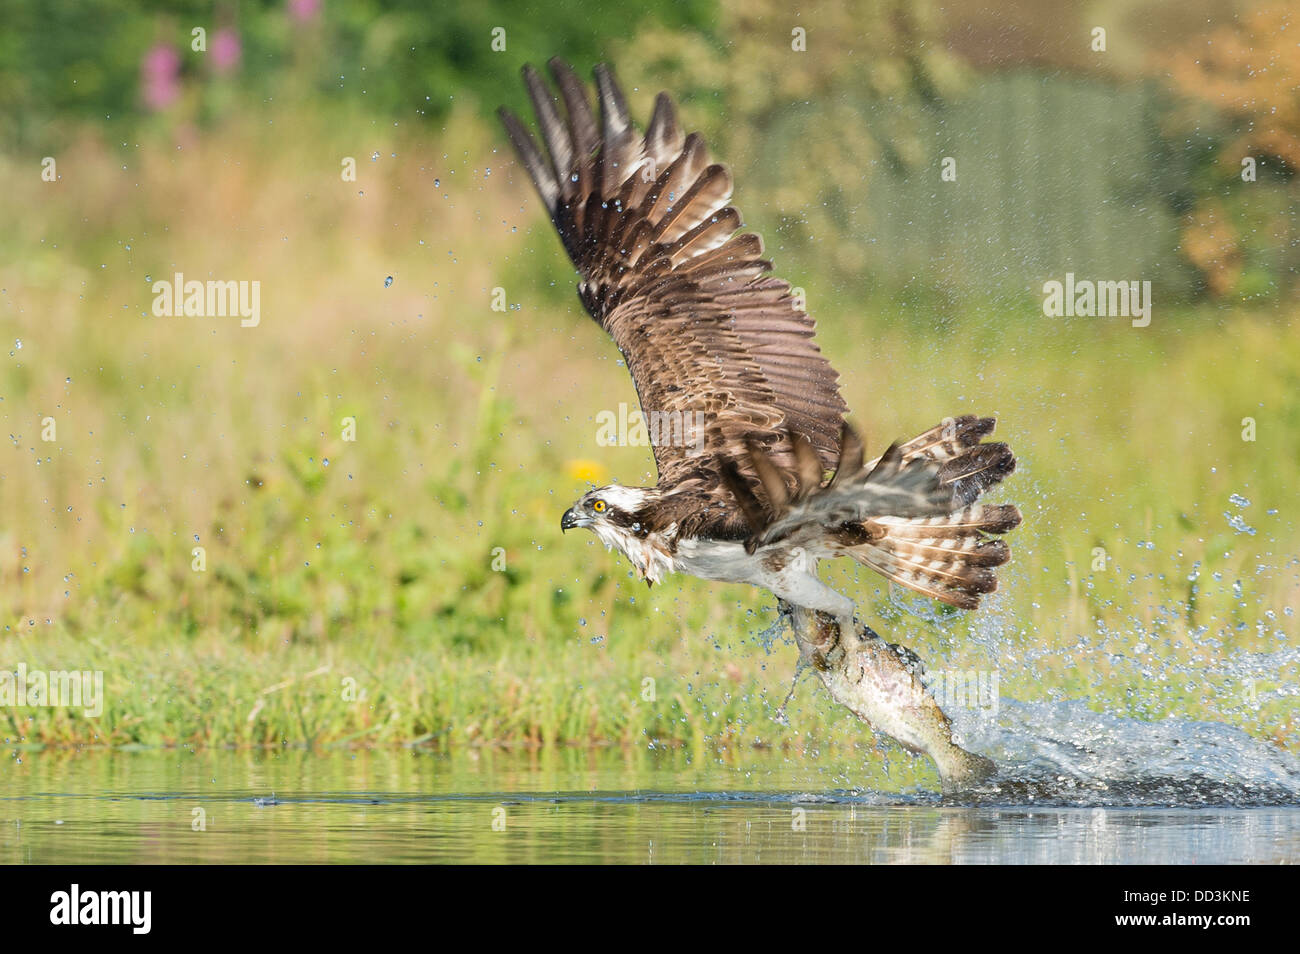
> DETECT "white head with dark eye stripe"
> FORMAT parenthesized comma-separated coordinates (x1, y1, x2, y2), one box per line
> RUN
(560, 484, 654, 552)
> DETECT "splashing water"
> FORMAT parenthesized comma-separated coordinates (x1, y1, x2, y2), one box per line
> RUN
(947, 700, 1300, 806)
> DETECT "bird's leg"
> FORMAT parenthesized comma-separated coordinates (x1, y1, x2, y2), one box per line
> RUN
(766, 575, 858, 669)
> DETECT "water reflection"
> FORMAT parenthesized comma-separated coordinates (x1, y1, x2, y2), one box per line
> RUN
(2, 748, 1296, 863)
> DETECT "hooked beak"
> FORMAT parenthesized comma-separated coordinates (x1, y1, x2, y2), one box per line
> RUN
(561, 508, 580, 532)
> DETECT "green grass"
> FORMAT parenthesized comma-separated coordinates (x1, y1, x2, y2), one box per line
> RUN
(1, 104, 1296, 771)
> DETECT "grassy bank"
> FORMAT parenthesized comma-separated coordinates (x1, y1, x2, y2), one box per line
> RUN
(1, 106, 1297, 765)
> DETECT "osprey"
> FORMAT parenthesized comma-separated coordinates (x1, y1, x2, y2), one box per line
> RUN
(499, 60, 1021, 639)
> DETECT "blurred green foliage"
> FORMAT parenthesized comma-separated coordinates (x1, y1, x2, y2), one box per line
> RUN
(6, 0, 1295, 300)
(1, 0, 714, 144)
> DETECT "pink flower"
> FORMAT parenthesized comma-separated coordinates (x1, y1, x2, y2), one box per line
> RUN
(288, 0, 321, 23)
(141, 44, 181, 110)
(211, 28, 241, 73)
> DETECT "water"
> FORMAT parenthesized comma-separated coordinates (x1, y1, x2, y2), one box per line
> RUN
(952, 699, 1300, 807)
(4, 737, 1297, 864)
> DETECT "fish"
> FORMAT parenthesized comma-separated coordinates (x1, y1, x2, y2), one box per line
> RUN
(783, 600, 997, 791)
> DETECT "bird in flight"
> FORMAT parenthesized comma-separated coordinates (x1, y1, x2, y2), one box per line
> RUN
(499, 59, 1020, 643)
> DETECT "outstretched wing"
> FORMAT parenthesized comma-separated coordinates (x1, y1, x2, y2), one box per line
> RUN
(498, 59, 848, 490)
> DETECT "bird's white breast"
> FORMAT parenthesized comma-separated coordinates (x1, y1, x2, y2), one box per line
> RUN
(671, 537, 766, 584)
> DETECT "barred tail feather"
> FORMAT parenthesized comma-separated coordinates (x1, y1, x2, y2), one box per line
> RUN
(731, 417, 1021, 609)
(849, 504, 1022, 609)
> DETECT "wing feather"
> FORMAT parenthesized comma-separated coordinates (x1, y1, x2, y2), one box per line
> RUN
(499, 60, 848, 502)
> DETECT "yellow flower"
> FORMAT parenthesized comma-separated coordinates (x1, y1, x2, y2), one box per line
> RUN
(565, 458, 608, 485)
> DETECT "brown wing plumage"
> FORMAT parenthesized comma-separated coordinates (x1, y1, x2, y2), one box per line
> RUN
(498, 59, 848, 493)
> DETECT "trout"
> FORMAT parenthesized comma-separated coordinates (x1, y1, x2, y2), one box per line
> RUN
(784, 600, 997, 790)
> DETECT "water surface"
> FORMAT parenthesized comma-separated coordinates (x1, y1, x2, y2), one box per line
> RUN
(3, 745, 1297, 863)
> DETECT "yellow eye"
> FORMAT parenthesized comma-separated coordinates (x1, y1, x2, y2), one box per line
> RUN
(592, 499, 607, 513)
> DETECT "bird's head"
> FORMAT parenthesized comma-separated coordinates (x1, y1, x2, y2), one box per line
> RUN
(560, 485, 652, 547)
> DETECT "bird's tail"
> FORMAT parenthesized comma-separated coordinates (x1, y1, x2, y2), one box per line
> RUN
(722, 416, 1021, 609)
